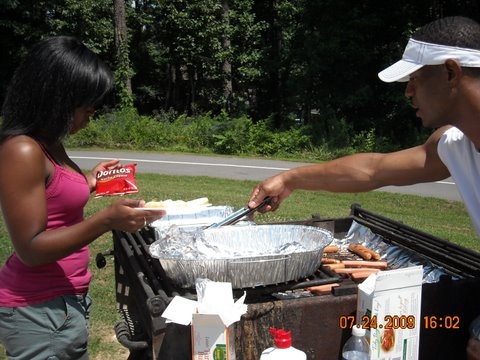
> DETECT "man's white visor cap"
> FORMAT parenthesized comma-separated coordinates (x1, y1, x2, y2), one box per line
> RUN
(378, 38, 480, 82)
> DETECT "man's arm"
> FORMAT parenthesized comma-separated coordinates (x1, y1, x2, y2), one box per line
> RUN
(249, 126, 451, 209)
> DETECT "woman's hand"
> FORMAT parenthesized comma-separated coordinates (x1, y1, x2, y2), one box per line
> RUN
(86, 159, 121, 192)
(105, 198, 166, 233)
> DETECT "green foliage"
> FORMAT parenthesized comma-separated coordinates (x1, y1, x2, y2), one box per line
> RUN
(114, 43, 134, 108)
(2, 1, 478, 150)
(351, 128, 377, 153)
(66, 109, 384, 160)
(307, 108, 353, 149)
(174, 112, 218, 150)
(212, 116, 254, 154)
(67, 105, 388, 161)
(211, 116, 312, 156)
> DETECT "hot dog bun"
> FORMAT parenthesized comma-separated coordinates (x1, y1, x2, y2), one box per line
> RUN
(145, 197, 211, 208)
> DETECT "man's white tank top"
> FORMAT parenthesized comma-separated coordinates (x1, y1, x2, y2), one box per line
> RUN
(437, 126, 480, 237)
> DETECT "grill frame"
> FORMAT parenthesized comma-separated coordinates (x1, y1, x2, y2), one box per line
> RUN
(108, 204, 480, 360)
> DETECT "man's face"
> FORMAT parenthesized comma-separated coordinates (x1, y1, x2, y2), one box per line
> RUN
(404, 64, 454, 128)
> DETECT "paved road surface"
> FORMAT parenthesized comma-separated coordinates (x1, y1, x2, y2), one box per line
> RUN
(68, 150, 461, 202)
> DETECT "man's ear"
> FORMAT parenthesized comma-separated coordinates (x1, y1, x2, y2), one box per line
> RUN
(444, 59, 462, 82)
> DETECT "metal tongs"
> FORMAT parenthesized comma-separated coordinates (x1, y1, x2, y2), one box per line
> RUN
(207, 196, 272, 228)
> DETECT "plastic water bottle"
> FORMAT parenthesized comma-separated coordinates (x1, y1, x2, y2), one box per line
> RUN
(260, 327, 306, 360)
(341, 326, 369, 360)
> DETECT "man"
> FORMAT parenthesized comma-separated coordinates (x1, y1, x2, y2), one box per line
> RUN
(247, 16, 480, 359)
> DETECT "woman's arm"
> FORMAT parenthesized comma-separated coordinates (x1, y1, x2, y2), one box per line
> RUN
(0, 137, 164, 266)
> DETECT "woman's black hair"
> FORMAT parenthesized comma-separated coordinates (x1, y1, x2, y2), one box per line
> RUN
(1, 36, 114, 144)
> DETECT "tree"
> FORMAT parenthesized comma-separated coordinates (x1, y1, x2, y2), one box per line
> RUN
(0, 0, 115, 106)
(126, 0, 268, 116)
(221, 0, 233, 111)
(114, 0, 134, 107)
(2, 0, 480, 150)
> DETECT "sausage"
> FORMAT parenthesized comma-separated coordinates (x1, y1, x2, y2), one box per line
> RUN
(348, 243, 372, 260)
(350, 271, 379, 280)
(348, 243, 381, 260)
(324, 245, 339, 253)
(321, 258, 341, 264)
(341, 260, 388, 269)
(306, 283, 340, 295)
(366, 248, 381, 261)
(330, 267, 380, 275)
(324, 263, 345, 270)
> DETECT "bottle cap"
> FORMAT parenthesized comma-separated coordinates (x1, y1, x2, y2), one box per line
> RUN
(352, 326, 366, 337)
(269, 327, 292, 349)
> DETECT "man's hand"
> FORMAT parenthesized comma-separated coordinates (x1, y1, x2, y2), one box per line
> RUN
(467, 338, 480, 360)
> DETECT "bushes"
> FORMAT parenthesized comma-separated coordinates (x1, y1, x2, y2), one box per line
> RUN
(64, 108, 390, 160)
(68, 108, 186, 150)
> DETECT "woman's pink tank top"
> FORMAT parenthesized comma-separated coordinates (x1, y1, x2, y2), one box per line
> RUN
(0, 144, 92, 306)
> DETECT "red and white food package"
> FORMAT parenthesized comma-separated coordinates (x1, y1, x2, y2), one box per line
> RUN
(95, 163, 139, 198)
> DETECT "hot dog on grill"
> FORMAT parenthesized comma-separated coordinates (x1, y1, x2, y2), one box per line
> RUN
(341, 260, 387, 269)
(324, 263, 345, 270)
(350, 271, 379, 280)
(324, 245, 339, 253)
(306, 283, 340, 295)
(330, 267, 380, 275)
(321, 258, 341, 264)
(348, 243, 380, 260)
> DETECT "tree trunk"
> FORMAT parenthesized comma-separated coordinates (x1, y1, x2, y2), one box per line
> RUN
(114, 0, 132, 97)
(221, 0, 232, 112)
(269, 0, 283, 128)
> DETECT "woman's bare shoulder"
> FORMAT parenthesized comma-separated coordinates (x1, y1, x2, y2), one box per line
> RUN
(0, 135, 44, 165)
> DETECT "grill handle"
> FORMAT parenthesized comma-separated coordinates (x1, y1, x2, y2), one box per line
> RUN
(115, 321, 149, 350)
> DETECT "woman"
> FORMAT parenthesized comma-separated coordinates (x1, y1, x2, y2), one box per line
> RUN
(0, 36, 164, 359)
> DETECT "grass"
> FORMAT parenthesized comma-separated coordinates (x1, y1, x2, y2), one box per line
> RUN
(0, 172, 477, 359)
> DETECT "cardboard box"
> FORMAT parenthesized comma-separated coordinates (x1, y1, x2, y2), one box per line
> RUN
(356, 266, 423, 360)
(161, 280, 247, 360)
(192, 314, 235, 360)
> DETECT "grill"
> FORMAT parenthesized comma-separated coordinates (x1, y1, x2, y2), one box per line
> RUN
(102, 204, 480, 360)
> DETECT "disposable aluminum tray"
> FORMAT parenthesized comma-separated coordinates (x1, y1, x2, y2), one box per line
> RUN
(150, 206, 234, 240)
(149, 224, 333, 289)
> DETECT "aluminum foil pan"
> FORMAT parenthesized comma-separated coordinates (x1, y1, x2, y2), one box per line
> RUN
(149, 224, 333, 289)
(150, 206, 234, 240)
(332, 220, 452, 283)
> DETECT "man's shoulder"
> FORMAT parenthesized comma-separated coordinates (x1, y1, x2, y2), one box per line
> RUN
(443, 126, 462, 136)
(431, 126, 463, 143)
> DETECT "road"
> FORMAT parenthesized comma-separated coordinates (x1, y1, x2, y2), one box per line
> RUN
(68, 150, 461, 202)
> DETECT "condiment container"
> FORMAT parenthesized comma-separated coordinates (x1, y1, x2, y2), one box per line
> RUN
(259, 327, 306, 360)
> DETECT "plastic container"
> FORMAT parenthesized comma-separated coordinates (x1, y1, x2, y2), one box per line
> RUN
(341, 326, 369, 360)
(213, 343, 226, 360)
(260, 327, 306, 360)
